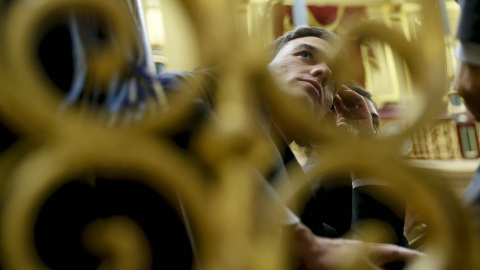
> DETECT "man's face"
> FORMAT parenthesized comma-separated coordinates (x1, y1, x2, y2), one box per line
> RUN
(268, 36, 337, 121)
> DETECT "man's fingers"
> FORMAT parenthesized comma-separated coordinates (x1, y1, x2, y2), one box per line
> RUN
(369, 244, 426, 265)
(333, 85, 375, 136)
(336, 86, 371, 120)
(333, 94, 346, 113)
(337, 86, 368, 108)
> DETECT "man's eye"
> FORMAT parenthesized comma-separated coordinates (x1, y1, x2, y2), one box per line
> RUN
(299, 51, 312, 58)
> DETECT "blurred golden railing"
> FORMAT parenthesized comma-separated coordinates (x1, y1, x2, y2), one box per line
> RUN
(0, 0, 479, 269)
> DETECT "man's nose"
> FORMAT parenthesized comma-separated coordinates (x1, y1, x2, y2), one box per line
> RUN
(310, 63, 332, 85)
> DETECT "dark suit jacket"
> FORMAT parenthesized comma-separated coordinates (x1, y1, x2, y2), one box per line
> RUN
(456, 0, 480, 43)
(302, 154, 408, 248)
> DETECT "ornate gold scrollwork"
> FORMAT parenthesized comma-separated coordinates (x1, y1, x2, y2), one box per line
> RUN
(0, 0, 479, 269)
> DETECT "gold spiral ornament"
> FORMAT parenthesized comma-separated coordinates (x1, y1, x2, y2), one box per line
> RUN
(0, 120, 208, 269)
(0, 0, 478, 269)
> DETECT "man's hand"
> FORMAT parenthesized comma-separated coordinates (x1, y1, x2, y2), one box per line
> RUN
(286, 223, 424, 270)
(333, 86, 376, 137)
(454, 61, 480, 121)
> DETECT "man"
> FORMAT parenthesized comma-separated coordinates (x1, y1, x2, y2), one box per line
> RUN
(257, 26, 420, 268)
(157, 26, 423, 269)
(454, 0, 480, 229)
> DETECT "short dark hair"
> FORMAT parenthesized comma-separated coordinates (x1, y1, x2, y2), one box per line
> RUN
(268, 26, 341, 61)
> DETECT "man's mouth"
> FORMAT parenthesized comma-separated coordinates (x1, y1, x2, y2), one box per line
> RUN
(299, 79, 322, 101)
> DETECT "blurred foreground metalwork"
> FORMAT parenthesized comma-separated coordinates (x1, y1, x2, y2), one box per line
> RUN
(0, 0, 479, 269)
